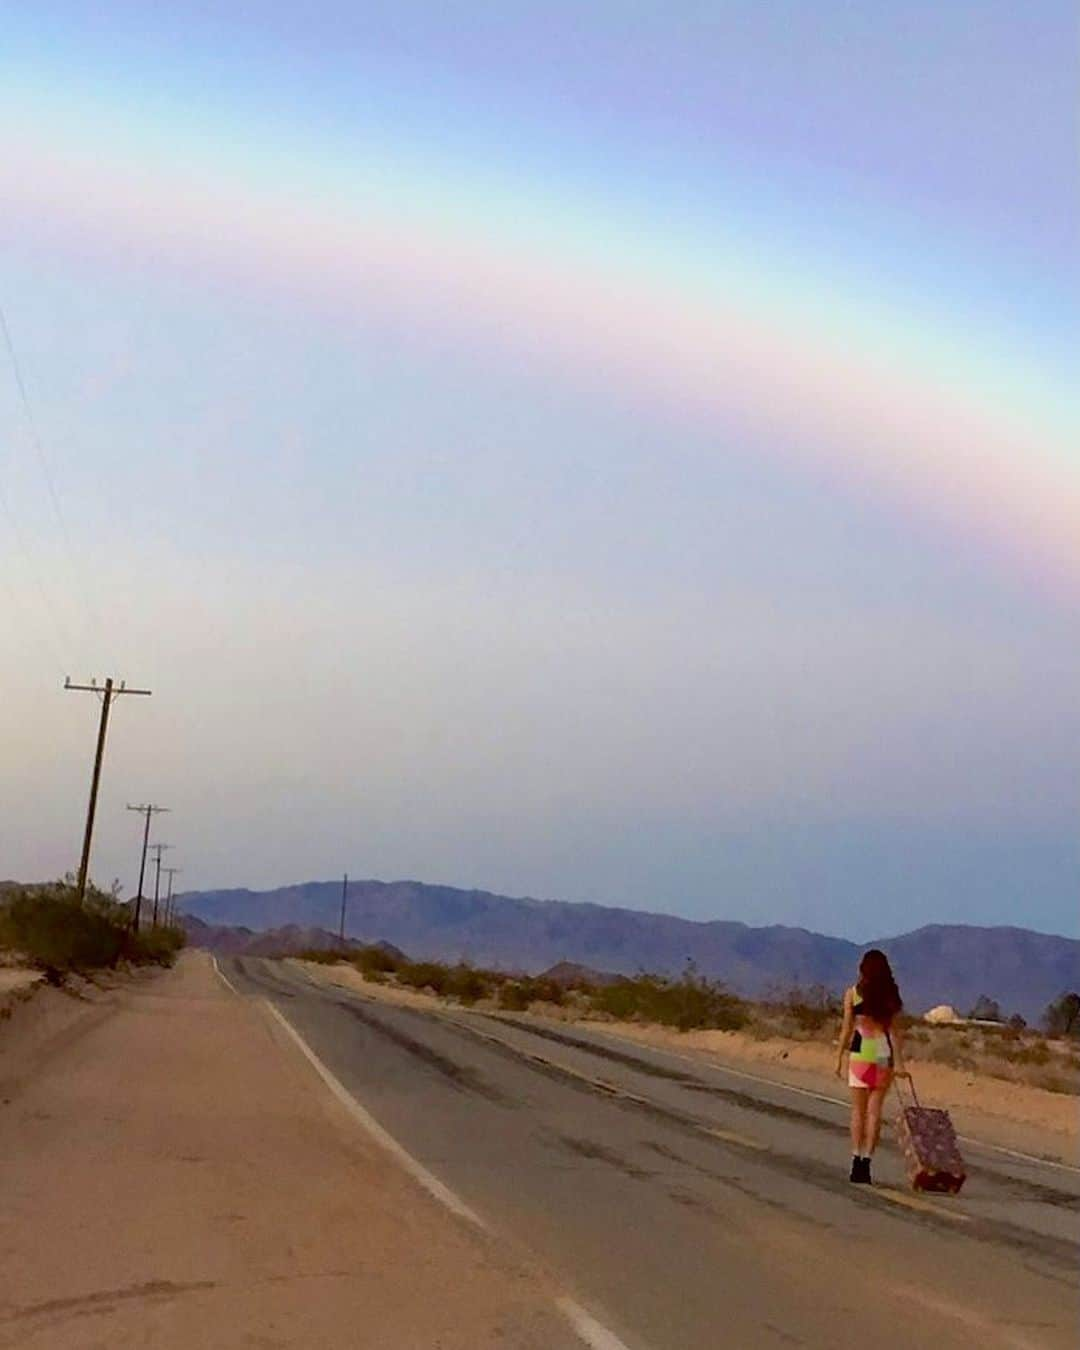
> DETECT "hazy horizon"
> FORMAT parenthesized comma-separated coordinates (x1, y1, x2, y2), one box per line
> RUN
(3, 5, 1077, 940)
(168, 873, 1078, 947)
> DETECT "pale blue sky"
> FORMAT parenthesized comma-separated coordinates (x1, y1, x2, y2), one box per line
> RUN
(1, 3, 1076, 937)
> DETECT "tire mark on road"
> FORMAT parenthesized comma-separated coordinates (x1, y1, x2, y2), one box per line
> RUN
(335, 1001, 514, 1105)
(486, 1015, 836, 1133)
(552, 1133, 656, 1181)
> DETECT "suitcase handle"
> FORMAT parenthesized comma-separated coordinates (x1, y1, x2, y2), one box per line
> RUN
(894, 1070, 920, 1108)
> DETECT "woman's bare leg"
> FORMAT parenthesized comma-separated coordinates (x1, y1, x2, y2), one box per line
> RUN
(849, 1087, 867, 1153)
(865, 1083, 890, 1155)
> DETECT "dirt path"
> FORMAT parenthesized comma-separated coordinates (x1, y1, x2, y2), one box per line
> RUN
(0, 952, 579, 1349)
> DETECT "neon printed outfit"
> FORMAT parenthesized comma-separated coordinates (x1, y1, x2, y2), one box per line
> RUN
(847, 992, 894, 1090)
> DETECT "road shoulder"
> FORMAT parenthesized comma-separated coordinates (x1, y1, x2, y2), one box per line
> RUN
(0, 950, 579, 1349)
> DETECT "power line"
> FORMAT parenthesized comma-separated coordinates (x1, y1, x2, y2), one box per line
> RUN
(0, 546, 67, 676)
(64, 677, 152, 904)
(0, 464, 75, 672)
(0, 301, 100, 643)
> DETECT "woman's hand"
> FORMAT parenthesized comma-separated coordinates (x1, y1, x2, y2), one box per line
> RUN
(834, 1060, 844, 1080)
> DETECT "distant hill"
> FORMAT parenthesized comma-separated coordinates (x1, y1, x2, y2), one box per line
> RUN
(540, 961, 626, 989)
(181, 915, 352, 957)
(176, 879, 1079, 1020)
(181, 915, 410, 961)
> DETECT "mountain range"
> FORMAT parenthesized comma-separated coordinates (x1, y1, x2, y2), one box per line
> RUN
(177, 878, 1079, 1020)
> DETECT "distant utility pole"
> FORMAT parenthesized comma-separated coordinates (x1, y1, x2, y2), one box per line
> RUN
(126, 804, 168, 932)
(64, 677, 152, 904)
(148, 842, 172, 927)
(338, 872, 349, 946)
(162, 867, 181, 927)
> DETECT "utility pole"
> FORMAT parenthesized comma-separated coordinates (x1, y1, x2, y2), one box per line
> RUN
(338, 872, 349, 947)
(148, 842, 172, 927)
(162, 867, 181, 927)
(64, 677, 151, 903)
(126, 804, 168, 932)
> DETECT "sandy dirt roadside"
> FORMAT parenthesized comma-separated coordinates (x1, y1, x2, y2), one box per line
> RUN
(294, 960, 1078, 1167)
(0, 951, 580, 1349)
(0, 968, 42, 996)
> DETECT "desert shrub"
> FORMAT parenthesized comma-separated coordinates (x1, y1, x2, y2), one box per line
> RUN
(498, 980, 532, 1011)
(396, 961, 451, 995)
(528, 976, 565, 1005)
(590, 970, 748, 1032)
(0, 879, 184, 980)
(1030, 1072, 1071, 1094)
(354, 944, 403, 976)
(1042, 992, 1080, 1039)
(128, 922, 186, 968)
(298, 947, 345, 965)
(490, 973, 563, 1010)
(1, 888, 123, 980)
(924, 1036, 978, 1073)
(443, 964, 492, 1005)
(591, 977, 645, 1021)
(549, 971, 599, 995)
(740, 1015, 776, 1042)
(968, 995, 1002, 1022)
(780, 983, 842, 1033)
(1004, 1041, 1052, 1067)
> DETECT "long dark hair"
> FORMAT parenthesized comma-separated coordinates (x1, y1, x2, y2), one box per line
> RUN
(857, 949, 902, 1026)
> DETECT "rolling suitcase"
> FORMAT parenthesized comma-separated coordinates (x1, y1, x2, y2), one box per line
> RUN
(894, 1076, 966, 1194)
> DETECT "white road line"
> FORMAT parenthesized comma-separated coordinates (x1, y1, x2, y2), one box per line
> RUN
(949, 1134, 1080, 1174)
(555, 1296, 635, 1350)
(260, 998, 638, 1350)
(210, 954, 241, 997)
(261, 999, 488, 1229)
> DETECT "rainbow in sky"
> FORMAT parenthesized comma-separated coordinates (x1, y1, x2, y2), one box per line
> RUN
(3, 28, 1076, 600)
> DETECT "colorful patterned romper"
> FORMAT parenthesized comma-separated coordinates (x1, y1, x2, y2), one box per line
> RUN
(848, 988, 894, 1089)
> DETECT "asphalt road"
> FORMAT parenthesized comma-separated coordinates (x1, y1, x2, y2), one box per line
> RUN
(225, 957, 1079, 1350)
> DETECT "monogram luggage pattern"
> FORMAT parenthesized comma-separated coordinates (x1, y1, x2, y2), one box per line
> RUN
(895, 1079, 966, 1193)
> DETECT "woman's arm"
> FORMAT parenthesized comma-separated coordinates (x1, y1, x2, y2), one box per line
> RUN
(835, 987, 854, 1078)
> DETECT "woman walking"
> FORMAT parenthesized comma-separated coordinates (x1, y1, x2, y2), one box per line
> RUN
(836, 949, 909, 1183)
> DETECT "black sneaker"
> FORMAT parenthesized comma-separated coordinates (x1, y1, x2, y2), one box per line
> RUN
(850, 1156, 871, 1184)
